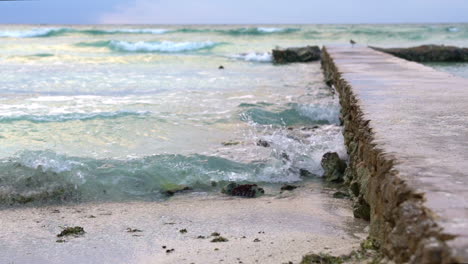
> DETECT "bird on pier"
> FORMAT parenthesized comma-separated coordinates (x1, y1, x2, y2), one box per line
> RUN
(350, 39, 356, 47)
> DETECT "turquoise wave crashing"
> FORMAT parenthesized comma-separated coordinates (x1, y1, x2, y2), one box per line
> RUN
(76, 40, 222, 53)
(240, 103, 340, 126)
(0, 150, 281, 204)
(176, 27, 300, 35)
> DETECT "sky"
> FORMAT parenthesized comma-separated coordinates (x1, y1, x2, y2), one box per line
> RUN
(0, 0, 467, 24)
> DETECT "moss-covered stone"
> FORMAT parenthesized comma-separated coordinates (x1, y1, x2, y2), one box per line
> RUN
(162, 183, 192, 196)
(353, 199, 371, 221)
(280, 184, 298, 191)
(332, 191, 350, 199)
(300, 253, 344, 264)
(221, 182, 264, 198)
(272, 46, 321, 63)
(221, 141, 240, 146)
(321, 152, 347, 183)
(211, 236, 228, 242)
(57, 226, 85, 237)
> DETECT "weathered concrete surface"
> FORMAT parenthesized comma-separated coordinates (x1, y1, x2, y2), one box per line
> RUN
(322, 46, 468, 264)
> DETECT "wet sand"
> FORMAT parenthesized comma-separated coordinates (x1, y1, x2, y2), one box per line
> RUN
(0, 181, 367, 264)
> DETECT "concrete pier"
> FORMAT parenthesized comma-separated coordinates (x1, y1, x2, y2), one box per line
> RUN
(322, 46, 468, 263)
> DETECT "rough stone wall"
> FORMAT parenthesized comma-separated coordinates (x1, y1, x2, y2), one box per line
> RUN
(321, 47, 458, 264)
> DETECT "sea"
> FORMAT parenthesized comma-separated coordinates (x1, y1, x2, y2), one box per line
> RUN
(0, 24, 467, 204)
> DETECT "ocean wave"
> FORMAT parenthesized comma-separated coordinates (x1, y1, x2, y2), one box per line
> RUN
(0, 150, 269, 204)
(0, 27, 298, 38)
(80, 28, 170, 35)
(0, 28, 72, 38)
(77, 40, 221, 53)
(240, 103, 340, 126)
(0, 110, 149, 123)
(0, 28, 172, 38)
(447, 27, 460, 32)
(230, 52, 273, 62)
(221, 27, 300, 35)
(172, 27, 300, 35)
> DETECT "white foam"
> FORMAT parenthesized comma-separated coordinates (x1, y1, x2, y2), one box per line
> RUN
(447, 27, 460, 32)
(257, 27, 286, 33)
(19, 151, 82, 173)
(297, 103, 341, 125)
(230, 52, 273, 62)
(105, 28, 170, 34)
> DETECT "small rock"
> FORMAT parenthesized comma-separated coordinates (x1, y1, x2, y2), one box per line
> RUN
(179, 228, 188, 234)
(299, 169, 314, 178)
(253, 238, 261, 242)
(211, 232, 221, 237)
(211, 236, 229, 243)
(301, 126, 319, 131)
(163, 184, 193, 196)
(166, 248, 175, 253)
(197, 235, 206, 239)
(221, 183, 265, 198)
(219, 65, 224, 69)
(57, 226, 85, 237)
(333, 191, 350, 199)
(126, 228, 143, 233)
(256, 139, 270, 148)
(280, 185, 298, 191)
(56, 239, 66, 243)
(321, 152, 347, 182)
(221, 141, 240, 146)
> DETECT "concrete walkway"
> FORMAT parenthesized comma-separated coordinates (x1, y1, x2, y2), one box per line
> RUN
(325, 46, 468, 262)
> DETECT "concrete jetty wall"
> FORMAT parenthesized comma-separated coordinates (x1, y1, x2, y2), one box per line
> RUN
(321, 46, 468, 264)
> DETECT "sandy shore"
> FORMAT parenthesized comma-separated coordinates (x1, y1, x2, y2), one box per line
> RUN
(0, 181, 367, 264)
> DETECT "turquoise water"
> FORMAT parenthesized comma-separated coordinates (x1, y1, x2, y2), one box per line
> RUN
(0, 24, 467, 204)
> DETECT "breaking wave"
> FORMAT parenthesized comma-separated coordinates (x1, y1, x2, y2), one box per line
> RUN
(0, 28, 72, 38)
(77, 40, 221, 53)
(176, 27, 300, 35)
(0, 27, 299, 38)
(79, 28, 170, 35)
(0, 150, 295, 204)
(240, 103, 340, 126)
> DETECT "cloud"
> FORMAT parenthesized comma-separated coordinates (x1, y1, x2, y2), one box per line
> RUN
(99, 0, 247, 24)
(99, 0, 468, 24)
